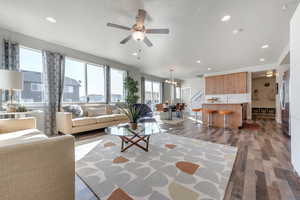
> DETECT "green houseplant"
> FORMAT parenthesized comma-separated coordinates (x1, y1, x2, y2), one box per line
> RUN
(120, 104, 142, 130)
(124, 76, 139, 105)
(118, 76, 141, 130)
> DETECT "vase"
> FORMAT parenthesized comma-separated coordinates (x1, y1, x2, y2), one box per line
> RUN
(130, 122, 138, 130)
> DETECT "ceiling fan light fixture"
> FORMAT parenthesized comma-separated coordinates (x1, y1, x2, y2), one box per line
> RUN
(132, 31, 145, 41)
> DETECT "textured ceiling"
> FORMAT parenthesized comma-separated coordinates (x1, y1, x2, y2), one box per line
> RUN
(0, 0, 298, 79)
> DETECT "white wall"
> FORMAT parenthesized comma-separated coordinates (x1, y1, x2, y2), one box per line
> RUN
(290, 4, 300, 175)
(181, 77, 205, 112)
(182, 77, 205, 99)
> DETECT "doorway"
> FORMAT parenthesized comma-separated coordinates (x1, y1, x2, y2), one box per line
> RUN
(251, 70, 276, 120)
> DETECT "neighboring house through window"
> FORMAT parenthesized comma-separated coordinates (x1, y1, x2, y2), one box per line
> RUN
(31, 83, 42, 92)
(63, 58, 106, 103)
(19, 46, 43, 104)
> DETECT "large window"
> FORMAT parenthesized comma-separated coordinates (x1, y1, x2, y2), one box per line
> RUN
(176, 87, 181, 99)
(63, 58, 105, 103)
(63, 58, 86, 103)
(144, 80, 162, 110)
(110, 68, 126, 102)
(87, 64, 105, 103)
(19, 47, 43, 103)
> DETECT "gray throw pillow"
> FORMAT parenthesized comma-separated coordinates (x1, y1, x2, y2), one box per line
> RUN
(63, 105, 83, 118)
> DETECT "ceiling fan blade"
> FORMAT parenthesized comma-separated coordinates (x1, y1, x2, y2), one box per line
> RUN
(143, 36, 153, 47)
(136, 9, 146, 26)
(120, 35, 132, 44)
(107, 23, 131, 31)
(146, 29, 170, 34)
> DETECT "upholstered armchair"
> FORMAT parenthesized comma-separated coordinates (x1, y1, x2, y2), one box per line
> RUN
(0, 117, 75, 200)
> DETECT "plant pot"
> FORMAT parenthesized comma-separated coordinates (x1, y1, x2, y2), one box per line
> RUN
(129, 122, 138, 130)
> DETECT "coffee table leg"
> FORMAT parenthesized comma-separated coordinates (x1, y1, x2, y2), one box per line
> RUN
(121, 137, 125, 151)
(146, 136, 150, 151)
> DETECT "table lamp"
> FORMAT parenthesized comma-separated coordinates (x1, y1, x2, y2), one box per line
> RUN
(0, 69, 23, 111)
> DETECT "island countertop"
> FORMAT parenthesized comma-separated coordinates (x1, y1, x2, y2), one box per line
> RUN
(202, 103, 247, 128)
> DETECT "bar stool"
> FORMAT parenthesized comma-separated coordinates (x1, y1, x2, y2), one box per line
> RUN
(218, 110, 234, 129)
(204, 109, 217, 127)
(192, 108, 202, 123)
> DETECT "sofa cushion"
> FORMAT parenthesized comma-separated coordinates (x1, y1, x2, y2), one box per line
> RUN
(94, 114, 127, 123)
(0, 129, 47, 146)
(86, 107, 107, 117)
(63, 105, 84, 118)
(72, 117, 97, 127)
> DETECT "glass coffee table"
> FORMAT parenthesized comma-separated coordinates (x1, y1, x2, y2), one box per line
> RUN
(105, 122, 161, 152)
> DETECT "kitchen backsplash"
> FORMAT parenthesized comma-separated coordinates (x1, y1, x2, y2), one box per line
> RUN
(205, 93, 251, 104)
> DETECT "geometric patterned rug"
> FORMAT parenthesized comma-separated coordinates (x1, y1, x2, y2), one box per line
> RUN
(75, 133, 237, 200)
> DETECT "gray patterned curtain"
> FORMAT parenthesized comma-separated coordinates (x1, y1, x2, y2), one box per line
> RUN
(1, 39, 20, 102)
(42, 51, 65, 136)
(141, 77, 145, 104)
(105, 65, 111, 104)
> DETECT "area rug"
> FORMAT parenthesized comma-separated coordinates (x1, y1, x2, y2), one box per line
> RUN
(75, 133, 237, 200)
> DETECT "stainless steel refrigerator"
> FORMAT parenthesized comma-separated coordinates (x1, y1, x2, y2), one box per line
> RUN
(280, 70, 290, 136)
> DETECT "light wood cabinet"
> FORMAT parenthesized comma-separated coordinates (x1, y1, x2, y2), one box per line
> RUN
(205, 72, 247, 94)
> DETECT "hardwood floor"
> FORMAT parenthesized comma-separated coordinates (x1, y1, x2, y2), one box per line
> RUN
(74, 118, 300, 200)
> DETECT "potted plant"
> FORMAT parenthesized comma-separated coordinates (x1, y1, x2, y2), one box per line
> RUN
(120, 104, 142, 130)
(117, 76, 142, 130)
(124, 76, 139, 105)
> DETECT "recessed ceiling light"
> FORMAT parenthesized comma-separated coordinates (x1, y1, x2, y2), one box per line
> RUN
(261, 44, 269, 49)
(46, 17, 56, 23)
(196, 60, 201, 64)
(132, 52, 138, 56)
(207, 67, 212, 71)
(233, 28, 244, 35)
(221, 15, 231, 22)
(260, 58, 265, 62)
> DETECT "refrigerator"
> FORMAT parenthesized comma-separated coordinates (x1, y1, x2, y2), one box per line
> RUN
(280, 70, 290, 136)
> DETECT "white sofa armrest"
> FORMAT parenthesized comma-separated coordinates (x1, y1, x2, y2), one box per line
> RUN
(56, 112, 73, 134)
(0, 117, 36, 134)
(0, 134, 75, 200)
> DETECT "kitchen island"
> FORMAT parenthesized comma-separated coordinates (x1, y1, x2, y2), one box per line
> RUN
(202, 103, 247, 129)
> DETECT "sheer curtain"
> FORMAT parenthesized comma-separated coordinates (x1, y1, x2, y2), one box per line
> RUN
(42, 51, 65, 136)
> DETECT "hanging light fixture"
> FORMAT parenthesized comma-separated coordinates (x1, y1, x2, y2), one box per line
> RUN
(165, 69, 177, 86)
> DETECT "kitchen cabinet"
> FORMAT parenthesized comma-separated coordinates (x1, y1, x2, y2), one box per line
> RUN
(205, 72, 247, 94)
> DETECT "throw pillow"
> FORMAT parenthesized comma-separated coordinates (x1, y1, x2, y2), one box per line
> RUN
(63, 105, 84, 118)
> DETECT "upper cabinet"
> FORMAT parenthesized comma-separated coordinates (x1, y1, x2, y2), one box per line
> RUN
(205, 72, 247, 94)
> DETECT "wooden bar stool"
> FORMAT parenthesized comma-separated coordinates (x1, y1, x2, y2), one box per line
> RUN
(192, 108, 202, 123)
(204, 109, 217, 127)
(218, 110, 234, 129)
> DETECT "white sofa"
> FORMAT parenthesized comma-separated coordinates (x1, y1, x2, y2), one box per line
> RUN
(0, 117, 75, 200)
(57, 104, 129, 134)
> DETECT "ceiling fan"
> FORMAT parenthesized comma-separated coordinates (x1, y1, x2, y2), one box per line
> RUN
(107, 9, 169, 47)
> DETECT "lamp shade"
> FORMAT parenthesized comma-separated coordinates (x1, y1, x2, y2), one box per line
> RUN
(0, 69, 23, 90)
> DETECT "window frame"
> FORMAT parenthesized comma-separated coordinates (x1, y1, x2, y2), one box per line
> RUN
(63, 57, 106, 104)
(19, 46, 44, 107)
(144, 79, 162, 107)
(176, 86, 181, 99)
(110, 67, 127, 103)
